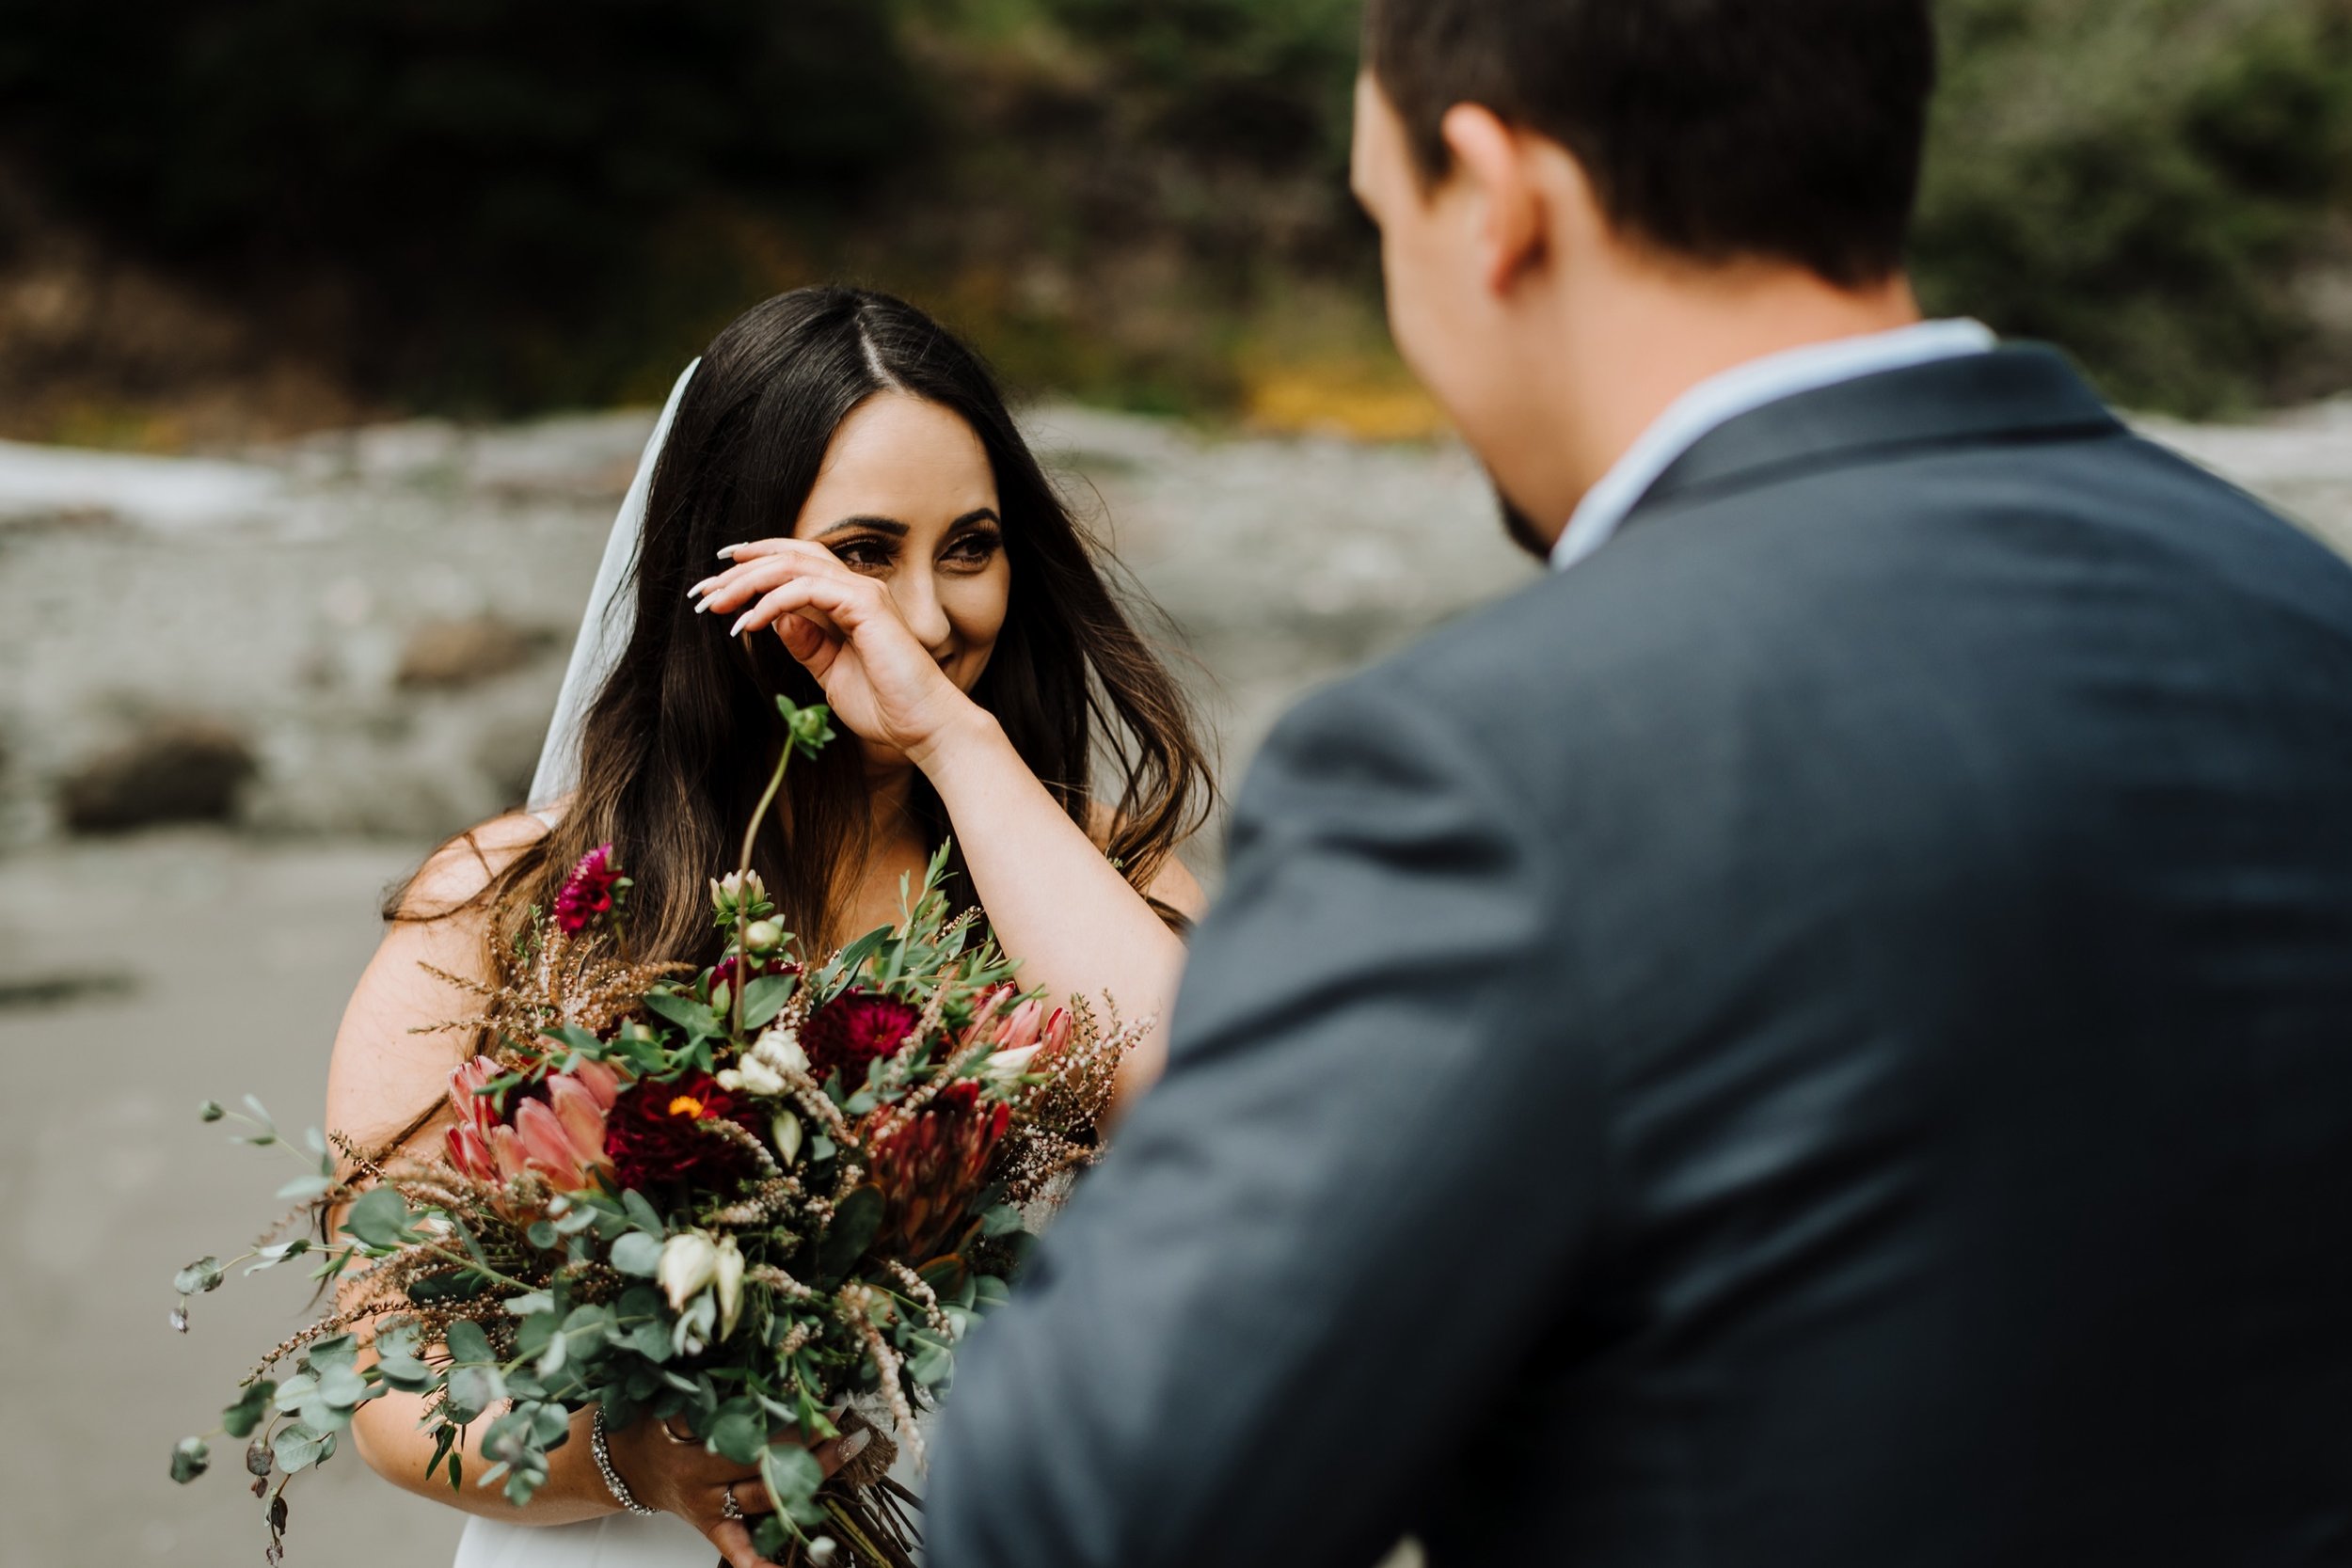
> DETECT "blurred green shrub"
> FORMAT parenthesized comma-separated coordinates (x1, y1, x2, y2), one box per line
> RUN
(0, 0, 921, 405)
(1916, 0, 2352, 413)
(1039, 0, 1360, 167)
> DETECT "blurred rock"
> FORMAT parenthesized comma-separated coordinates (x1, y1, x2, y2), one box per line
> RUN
(394, 616, 548, 691)
(57, 721, 257, 833)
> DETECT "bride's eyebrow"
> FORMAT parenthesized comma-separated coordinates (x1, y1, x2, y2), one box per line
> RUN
(817, 516, 908, 539)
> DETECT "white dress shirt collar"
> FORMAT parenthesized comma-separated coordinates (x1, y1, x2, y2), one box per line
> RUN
(1550, 318, 1997, 573)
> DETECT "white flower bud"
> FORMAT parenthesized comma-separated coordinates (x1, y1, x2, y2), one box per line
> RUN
(983, 1044, 1042, 1082)
(751, 1027, 808, 1077)
(708, 869, 769, 915)
(713, 1236, 746, 1340)
(657, 1231, 720, 1314)
(771, 1111, 803, 1164)
(730, 1053, 788, 1098)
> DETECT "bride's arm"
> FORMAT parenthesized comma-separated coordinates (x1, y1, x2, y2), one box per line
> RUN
(911, 710, 1202, 1109)
(324, 819, 620, 1524)
(696, 540, 1205, 1114)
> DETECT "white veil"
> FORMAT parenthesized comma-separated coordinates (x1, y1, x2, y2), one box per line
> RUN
(525, 359, 701, 814)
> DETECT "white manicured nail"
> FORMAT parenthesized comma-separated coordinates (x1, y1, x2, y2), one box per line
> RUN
(836, 1430, 869, 1463)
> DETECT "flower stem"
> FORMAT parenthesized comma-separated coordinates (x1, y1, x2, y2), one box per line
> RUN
(732, 742, 795, 1037)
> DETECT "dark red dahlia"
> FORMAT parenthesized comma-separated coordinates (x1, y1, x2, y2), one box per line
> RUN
(601, 1071, 758, 1196)
(554, 845, 623, 935)
(803, 990, 921, 1084)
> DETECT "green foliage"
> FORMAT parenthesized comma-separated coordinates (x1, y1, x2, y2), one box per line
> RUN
(1040, 0, 1360, 166)
(1915, 0, 2352, 413)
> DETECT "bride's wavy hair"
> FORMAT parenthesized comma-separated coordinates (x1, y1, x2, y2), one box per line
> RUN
(400, 285, 1213, 964)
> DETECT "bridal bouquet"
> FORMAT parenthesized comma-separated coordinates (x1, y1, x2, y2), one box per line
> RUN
(169, 699, 1151, 1567)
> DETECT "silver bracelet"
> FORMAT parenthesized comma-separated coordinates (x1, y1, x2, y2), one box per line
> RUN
(591, 1407, 660, 1517)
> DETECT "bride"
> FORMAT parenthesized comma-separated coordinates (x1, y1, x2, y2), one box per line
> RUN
(324, 286, 1214, 1567)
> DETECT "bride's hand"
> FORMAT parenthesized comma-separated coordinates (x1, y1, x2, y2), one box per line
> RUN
(691, 540, 979, 761)
(600, 1411, 859, 1568)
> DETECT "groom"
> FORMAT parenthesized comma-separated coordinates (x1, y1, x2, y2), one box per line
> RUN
(930, 1, 2352, 1563)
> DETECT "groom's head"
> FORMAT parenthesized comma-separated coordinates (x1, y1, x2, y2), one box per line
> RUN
(1354, 0, 1939, 551)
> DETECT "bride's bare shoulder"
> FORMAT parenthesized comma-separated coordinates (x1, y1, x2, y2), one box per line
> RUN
(393, 810, 556, 921)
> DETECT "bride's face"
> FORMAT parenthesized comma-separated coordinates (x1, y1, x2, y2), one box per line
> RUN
(792, 391, 1010, 699)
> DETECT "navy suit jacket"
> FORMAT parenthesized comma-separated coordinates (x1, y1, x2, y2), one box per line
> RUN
(927, 347, 2352, 1566)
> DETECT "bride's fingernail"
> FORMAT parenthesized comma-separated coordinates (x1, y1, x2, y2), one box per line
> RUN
(730, 614, 753, 637)
(836, 1430, 870, 1463)
(718, 545, 741, 559)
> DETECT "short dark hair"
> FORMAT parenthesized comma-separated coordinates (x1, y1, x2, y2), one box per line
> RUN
(1363, 0, 1937, 287)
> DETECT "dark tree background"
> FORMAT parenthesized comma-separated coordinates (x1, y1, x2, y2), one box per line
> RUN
(0, 0, 2344, 428)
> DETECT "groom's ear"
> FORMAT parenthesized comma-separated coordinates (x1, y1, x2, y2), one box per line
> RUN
(1438, 103, 1591, 298)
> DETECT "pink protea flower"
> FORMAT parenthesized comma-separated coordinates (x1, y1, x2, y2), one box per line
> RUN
(870, 1080, 1013, 1260)
(960, 989, 1070, 1063)
(441, 1056, 615, 1193)
(554, 844, 623, 935)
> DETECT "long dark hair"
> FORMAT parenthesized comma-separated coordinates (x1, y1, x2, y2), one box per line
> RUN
(400, 286, 1212, 966)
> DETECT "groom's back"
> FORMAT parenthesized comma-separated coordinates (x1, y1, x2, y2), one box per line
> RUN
(1423, 348, 2352, 1565)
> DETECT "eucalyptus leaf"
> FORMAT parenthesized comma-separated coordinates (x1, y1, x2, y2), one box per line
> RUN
(979, 1204, 1024, 1238)
(709, 1402, 766, 1465)
(909, 1343, 954, 1386)
(168, 1436, 211, 1483)
(317, 1364, 369, 1409)
(271, 1424, 329, 1475)
(760, 1443, 829, 1528)
(222, 1381, 276, 1439)
(503, 1291, 556, 1318)
(174, 1257, 224, 1296)
(343, 1186, 417, 1249)
(443, 1320, 496, 1367)
(306, 1333, 358, 1370)
(610, 1232, 664, 1277)
(621, 1189, 664, 1234)
(627, 1316, 675, 1363)
(444, 1366, 506, 1422)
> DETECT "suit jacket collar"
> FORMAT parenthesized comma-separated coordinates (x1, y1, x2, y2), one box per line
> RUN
(1624, 343, 2125, 529)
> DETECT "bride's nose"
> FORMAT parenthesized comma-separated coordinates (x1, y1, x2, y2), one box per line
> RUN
(890, 570, 956, 657)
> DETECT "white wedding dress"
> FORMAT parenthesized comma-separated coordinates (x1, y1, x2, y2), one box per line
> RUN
(454, 1511, 719, 1568)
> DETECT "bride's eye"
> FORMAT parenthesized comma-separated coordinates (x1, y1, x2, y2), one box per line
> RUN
(829, 539, 894, 572)
(942, 529, 1002, 570)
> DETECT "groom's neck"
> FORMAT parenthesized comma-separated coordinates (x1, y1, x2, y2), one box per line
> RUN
(1535, 262, 1923, 531)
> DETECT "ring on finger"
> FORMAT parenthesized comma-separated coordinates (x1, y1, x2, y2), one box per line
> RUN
(721, 1484, 744, 1521)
